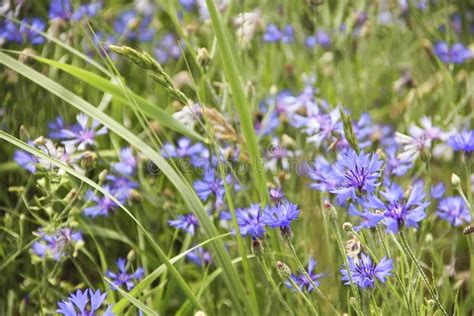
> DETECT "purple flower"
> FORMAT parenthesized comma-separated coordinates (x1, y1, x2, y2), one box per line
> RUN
(340, 253, 393, 288)
(223, 204, 266, 239)
(106, 258, 144, 291)
(114, 10, 155, 42)
(269, 187, 285, 204)
(286, 257, 323, 292)
(434, 41, 472, 64)
(32, 228, 83, 261)
(72, 2, 102, 21)
(186, 246, 212, 267)
(329, 149, 383, 205)
(57, 289, 114, 316)
(49, 0, 73, 21)
(384, 146, 413, 178)
(60, 113, 108, 151)
(437, 196, 471, 227)
(263, 24, 281, 42)
(154, 33, 182, 64)
(19, 18, 45, 45)
(306, 29, 331, 48)
(281, 25, 294, 44)
(180, 0, 196, 11)
(162, 137, 205, 160)
(448, 130, 474, 154)
(14, 149, 38, 173)
(351, 182, 429, 233)
(105, 174, 138, 197)
(48, 116, 67, 139)
(263, 200, 300, 229)
(112, 147, 137, 176)
(431, 182, 445, 200)
(168, 213, 199, 235)
(0, 20, 22, 44)
(83, 185, 128, 217)
(307, 156, 338, 192)
(193, 169, 226, 206)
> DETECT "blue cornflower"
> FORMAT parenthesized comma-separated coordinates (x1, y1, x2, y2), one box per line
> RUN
(193, 169, 226, 206)
(448, 130, 474, 154)
(14, 149, 38, 173)
(49, 116, 67, 139)
(0, 20, 22, 44)
(340, 253, 393, 289)
(306, 29, 331, 49)
(106, 258, 144, 291)
(431, 182, 445, 200)
(263, 200, 300, 229)
(112, 147, 137, 176)
(49, 0, 73, 21)
(114, 10, 155, 42)
(281, 25, 294, 43)
(222, 204, 266, 239)
(286, 257, 323, 292)
(328, 149, 383, 205)
(351, 182, 429, 233)
(162, 137, 205, 159)
(60, 113, 107, 151)
(437, 196, 471, 227)
(32, 228, 83, 261)
(154, 33, 182, 64)
(307, 156, 338, 192)
(19, 18, 45, 45)
(180, 0, 196, 11)
(434, 41, 472, 64)
(168, 213, 199, 235)
(57, 288, 114, 316)
(105, 174, 138, 197)
(263, 24, 281, 42)
(186, 246, 212, 267)
(269, 187, 285, 204)
(383, 146, 413, 178)
(72, 2, 102, 21)
(83, 186, 128, 217)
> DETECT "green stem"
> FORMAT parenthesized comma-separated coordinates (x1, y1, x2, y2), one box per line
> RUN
(288, 277, 319, 316)
(258, 258, 294, 315)
(398, 232, 447, 316)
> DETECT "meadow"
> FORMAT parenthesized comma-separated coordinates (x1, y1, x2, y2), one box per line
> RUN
(0, 0, 473, 315)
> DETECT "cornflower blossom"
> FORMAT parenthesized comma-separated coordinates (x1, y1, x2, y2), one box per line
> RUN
(263, 201, 300, 230)
(112, 148, 137, 176)
(193, 169, 226, 206)
(269, 187, 285, 204)
(306, 29, 331, 49)
(304, 108, 343, 148)
(255, 90, 295, 136)
(83, 186, 128, 217)
(395, 117, 444, 163)
(431, 182, 445, 200)
(263, 24, 294, 43)
(437, 197, 471, 227)
(433, 42, 472, 64)
(32, 228, 83, 261)
(168, 213, 200, 235)
(106, 258, 144, 291)
(154, 33, 182, 64)
(57, 289, 114, 316)
(113, 10, 155, 42)
(49, 0, 73, 20)
(162, 137, 205, 160)
(71, 2, 102, 21)
(14, 138, 70, 174)
(14, 148, 38, 173)
(222, 204, 266, 239)
(0, 18, 45, 45)
(105, 174, 138, 197)
(383, 146, 413, 178)
(328, 149, 383, 205)
(307, 156, 338, 192)
(60, 113, 108, 152)
(179, 0, 196, 11)
(286, 257, 323, 292)
(448, 130, 474, 154)
(186, 247, 212, 267)
(350, 182, 429, 233)
(340, 253, 393, 289)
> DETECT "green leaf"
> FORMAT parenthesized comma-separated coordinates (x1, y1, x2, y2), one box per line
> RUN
(105, 279, 158, 316)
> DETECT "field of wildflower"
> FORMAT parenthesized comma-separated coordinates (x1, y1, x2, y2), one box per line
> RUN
(0, 0, 473, 315)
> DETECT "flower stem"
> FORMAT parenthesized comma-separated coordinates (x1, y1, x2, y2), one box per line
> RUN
(288, 276, 319, 316)
(398, 231, 447, 316)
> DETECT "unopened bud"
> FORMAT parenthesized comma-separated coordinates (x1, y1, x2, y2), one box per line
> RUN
(451, 173, 461, 187)
(197, 47, 211, 67)
(127, 250, 136, 262)
(98, 170, 108, 183)
(80, 151, 97, 170)
(324, 200, 337, 221)
(349, 297, 357, 306)
(251, 238, 264, 257)
(195, 311, 206, 316)
(343, 222, 353, 232)
(276, 261, 292, 280)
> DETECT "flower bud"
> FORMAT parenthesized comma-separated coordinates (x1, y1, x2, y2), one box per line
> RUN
(197, 47, 211, 68)
(80, 151, 97, 170)
(324, 200, 337, 221)
(451, 173, 461, 187)
(342, 222, 353, 232)
(251, 238, 264, 257)
(280, 226, 293, 242)
(276, 261, 292, 280)
(127, 250, 136, 262)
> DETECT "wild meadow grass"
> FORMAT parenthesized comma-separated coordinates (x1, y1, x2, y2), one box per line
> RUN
(0, 0, 473, 315)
